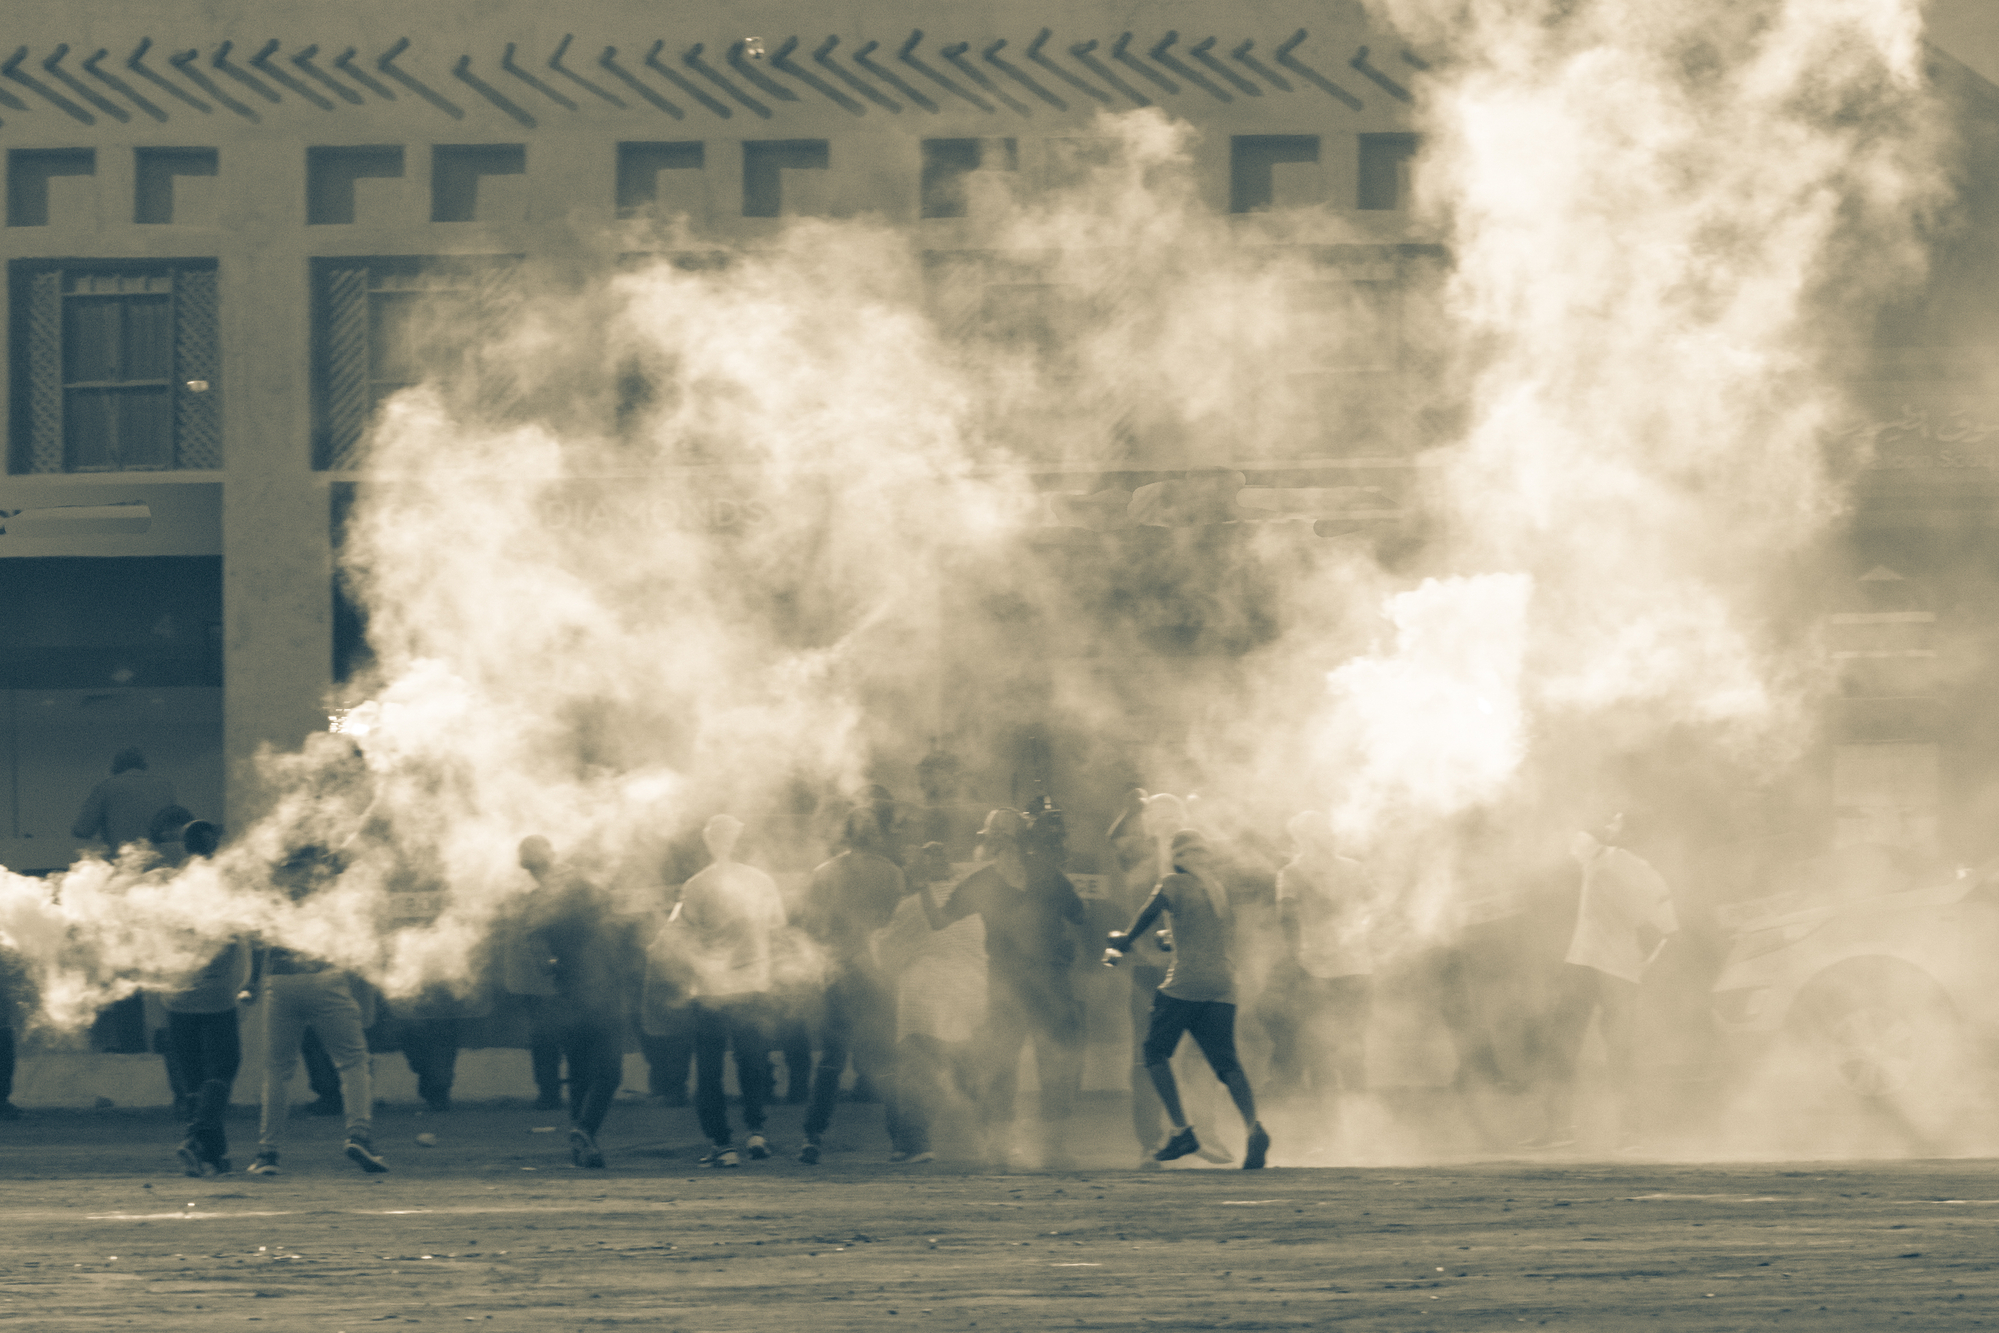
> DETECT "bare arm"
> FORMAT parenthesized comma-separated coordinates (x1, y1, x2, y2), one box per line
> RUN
(1106, 885, 1171, 962)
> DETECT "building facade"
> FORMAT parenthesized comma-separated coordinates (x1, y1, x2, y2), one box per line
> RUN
(0, 0, 1429, 873)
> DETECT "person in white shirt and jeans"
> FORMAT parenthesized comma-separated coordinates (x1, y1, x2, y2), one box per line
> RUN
(1526, 813, 1678, 1150)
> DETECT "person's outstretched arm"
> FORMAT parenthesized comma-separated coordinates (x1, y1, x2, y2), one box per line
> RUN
(1105, 884, 1171, 964)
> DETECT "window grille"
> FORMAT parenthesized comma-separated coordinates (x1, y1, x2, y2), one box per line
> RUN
(312, 255, 520, 470)
(11, 261, 219, 473)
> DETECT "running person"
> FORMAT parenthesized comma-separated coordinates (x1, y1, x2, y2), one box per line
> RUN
(1105, 829, 1271, 1170)
(166, 933, 249, 1176)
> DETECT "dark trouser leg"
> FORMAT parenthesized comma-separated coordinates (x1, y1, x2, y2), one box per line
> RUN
(525, 997, 563, 1103)
(777, 1008, 812, 1102)
(693, 1003, 733, 1144)
(1127, 969, 1165, 1149)
(402, 1018, 460, 1110)
(724, 999, 773, 1134)
(565, 1016, 622, 1138)
(300, 1026, 341, 1107)
(1141, 994, 1199, 1129)
(170, 1009, 240, 1161)
(1184, 1000, 1257, 1130)
(0, 1022, 13, 1102)
(804, 977, 855, 1140)
(638, 1007, 694, 1103)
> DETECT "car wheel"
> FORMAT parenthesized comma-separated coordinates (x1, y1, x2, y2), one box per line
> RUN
(1790, 963, 1960, 1102)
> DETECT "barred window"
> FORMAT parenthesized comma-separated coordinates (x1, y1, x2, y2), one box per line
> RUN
(9, 260, 220, 473)
(310, 255, 520, 470)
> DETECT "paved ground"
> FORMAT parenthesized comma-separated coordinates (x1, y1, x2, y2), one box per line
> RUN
(3, 1100, 1997, 1331)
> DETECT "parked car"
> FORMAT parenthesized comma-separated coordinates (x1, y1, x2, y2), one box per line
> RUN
(1711, 847, 1999, 1105)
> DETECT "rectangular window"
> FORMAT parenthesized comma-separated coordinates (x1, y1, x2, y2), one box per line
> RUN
(9, 261, 220, 473)
(310, 255, 520, 470)
(1357, 134, 1420, 211)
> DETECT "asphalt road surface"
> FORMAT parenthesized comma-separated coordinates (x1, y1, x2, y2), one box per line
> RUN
(3, 1103, 1996, 1331)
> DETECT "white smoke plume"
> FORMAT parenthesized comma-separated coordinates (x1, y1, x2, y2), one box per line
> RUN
(0, 0, 1952, 1119)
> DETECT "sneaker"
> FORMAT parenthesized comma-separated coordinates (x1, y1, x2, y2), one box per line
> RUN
(176, 1138, 206, 1178)
(1243, 1123, 1270, 1171)
(211, 1156, 233, 1175)
(701, 1147, 741, 1168)
(246, 1152, 280, 1176)
(569, 1128, 604, 1169)
(745, 1134, 770, 1160)
(344, 1135, 389, 1173)
(1154, 1127, 1200, 1163)
(797, 1140, 821, 1165)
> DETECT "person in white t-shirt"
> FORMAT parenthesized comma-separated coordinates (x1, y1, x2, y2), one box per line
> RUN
(1525, 813, 1678, 1150)
(1275, 812, 1378, 1111)
(671, 815, 789, 1167)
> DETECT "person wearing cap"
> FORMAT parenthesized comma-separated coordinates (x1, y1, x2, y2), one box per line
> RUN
(917, 806, 1088, 1167)
(1106, 828, 1271, 1169)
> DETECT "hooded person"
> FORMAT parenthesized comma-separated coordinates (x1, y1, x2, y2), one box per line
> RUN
(665, 814, 789, 1167)
(1106, 828, 1271, 1170)
(917, 807, 1088, 1167)
(796, 805, 907, 1163)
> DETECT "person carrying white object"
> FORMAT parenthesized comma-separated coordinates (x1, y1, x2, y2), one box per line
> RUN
(1106, 829, 1272, 1171)
(1525, 813, 1679, 1151)
(875, 843, 986, 1163)
(670, 814, 788, 1167)
(1275, 811, 1378, 1104)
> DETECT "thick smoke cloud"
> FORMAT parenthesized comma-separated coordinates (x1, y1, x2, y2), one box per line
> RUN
(0, 0, 1951, 1144)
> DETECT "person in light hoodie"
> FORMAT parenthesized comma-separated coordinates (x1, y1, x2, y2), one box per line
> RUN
(1524, 812, 1679, 1151)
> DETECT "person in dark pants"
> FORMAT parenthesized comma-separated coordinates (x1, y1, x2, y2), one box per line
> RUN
(395, 990, 464, 1114)
(919, 807, 1089, 1168)
(797, 807, 907, 1163)
(519, 836, 635, 1168)
(1107, 829, 1270, 1170)
(500, 853, 566, 1111)
(668, 815, 787, 1167)
(167, 938, 249, 1175)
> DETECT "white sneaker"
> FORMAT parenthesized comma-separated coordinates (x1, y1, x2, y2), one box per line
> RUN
(745, 1134, 770, 1160)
